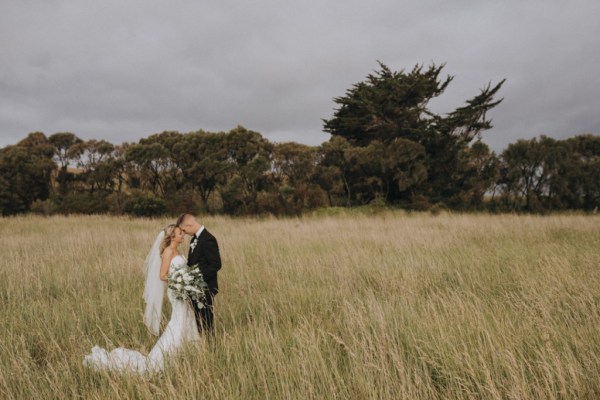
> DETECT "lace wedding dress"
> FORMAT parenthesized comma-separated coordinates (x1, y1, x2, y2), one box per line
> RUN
(83, 255, 200, 374)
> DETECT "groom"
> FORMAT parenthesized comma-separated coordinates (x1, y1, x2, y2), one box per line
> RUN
(176, 213, 222, 333)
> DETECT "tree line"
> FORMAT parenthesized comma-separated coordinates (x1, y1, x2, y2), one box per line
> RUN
(1, 62, 598, 216)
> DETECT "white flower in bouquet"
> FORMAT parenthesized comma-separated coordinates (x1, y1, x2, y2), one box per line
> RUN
(167, 264, 208, 305)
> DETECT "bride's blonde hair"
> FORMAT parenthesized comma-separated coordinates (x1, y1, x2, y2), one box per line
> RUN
(160, 224, 178, 255)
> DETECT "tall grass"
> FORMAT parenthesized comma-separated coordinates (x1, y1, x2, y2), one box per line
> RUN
(1, 212, 599, 399)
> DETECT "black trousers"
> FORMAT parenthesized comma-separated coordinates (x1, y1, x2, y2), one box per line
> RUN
(192, 290, 215, 333)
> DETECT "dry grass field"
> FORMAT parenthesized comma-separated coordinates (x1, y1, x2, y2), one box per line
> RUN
(1, 212, 599, 399)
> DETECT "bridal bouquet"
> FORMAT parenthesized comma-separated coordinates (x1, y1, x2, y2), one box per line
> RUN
(167, 264, 208, 306)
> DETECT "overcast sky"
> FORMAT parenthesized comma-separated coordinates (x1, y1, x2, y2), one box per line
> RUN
(1, 0, 599, 152)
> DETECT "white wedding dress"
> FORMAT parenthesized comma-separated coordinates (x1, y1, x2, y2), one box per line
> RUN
(83, 255, 200, 374)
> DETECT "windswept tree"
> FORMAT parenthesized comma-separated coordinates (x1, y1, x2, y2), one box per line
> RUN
(324, 63, 453, 147)
(323, 61, 505, 207)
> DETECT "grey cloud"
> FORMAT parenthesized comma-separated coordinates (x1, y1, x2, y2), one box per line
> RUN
(1, 0, 599, 152)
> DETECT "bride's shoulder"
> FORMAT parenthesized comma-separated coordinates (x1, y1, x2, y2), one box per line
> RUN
(161, 249, 185, 265)
(161, 247, 174, 260)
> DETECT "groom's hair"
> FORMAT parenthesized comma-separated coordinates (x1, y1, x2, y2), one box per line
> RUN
(176, 213, 193, 227)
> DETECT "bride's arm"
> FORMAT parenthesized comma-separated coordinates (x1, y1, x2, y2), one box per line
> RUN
(159, 248, 173, 282)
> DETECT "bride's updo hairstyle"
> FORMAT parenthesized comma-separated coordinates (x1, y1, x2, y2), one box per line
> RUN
(160, 224, 177, 255)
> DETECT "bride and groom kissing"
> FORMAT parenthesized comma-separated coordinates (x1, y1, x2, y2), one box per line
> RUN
(84, 213, 222, 374)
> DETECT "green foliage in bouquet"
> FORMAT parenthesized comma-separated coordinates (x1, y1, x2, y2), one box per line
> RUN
(167, 264, 208, 306)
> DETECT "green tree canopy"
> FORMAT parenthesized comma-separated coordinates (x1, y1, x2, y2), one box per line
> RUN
(0, 132, 55, 215)
(323, 62, 505, 207)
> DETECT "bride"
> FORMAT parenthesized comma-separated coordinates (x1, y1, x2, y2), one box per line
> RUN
(83, 224, 200, 374)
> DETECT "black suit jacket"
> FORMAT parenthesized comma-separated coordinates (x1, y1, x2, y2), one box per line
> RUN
(187, 228, 221, 295)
